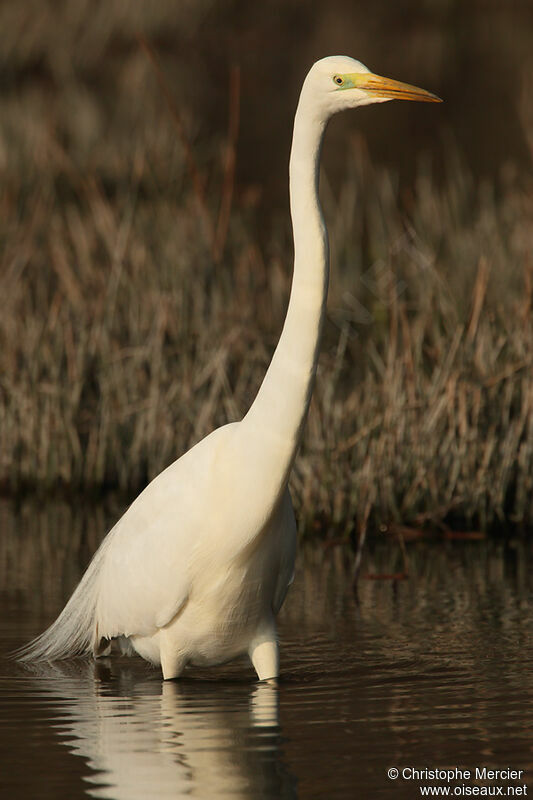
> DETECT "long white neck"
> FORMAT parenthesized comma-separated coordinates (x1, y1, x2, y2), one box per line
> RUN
(241, 94, 329, 492)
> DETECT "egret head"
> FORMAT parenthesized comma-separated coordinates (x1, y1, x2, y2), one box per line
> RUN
(303, 56, 441, 119)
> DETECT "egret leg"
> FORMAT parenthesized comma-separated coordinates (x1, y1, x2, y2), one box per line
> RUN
(159, 628, 186, 680)
(249, 625, 279, 681)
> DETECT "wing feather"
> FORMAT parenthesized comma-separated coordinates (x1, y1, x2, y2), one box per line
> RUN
(95, 425, 234, 641)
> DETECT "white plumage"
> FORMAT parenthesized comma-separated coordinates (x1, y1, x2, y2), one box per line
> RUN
(17, 57, 439, 679)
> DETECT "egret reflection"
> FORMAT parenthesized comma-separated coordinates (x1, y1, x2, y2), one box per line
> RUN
(23, 661, 295, 800)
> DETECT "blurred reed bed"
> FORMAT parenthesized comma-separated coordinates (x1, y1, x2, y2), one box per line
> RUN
(2, 6, 533, 538)
(1, 112, 531, 538)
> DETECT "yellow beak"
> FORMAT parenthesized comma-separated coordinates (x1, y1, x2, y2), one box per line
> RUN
(350, 72, 442, 103)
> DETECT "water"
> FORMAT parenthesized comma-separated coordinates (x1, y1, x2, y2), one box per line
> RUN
(1, 501, 532, 799)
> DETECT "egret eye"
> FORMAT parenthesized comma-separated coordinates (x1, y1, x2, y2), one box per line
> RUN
(333, 75, 344, 86)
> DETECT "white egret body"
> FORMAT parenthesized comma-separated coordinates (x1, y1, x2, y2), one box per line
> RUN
(18, 57, 439, 679)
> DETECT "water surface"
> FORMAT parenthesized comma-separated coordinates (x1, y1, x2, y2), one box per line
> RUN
(1, 501, 532, 798)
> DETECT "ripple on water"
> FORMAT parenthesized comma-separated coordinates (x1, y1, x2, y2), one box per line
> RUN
(1, 509, 533, 799)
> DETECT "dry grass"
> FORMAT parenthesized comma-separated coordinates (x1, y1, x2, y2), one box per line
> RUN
(1, 124, 532, 537)
(1, 9, 532, 537)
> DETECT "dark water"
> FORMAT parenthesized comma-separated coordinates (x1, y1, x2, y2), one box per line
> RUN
(1, 502, 532, 799)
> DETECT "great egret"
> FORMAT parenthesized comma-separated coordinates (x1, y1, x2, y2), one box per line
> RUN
(17, 57, 440, 680)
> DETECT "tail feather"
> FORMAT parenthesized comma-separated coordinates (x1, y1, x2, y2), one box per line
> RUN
(14, 536, 111, 663)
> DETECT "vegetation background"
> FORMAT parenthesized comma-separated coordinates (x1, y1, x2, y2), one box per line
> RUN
(1, 0, 532, 538)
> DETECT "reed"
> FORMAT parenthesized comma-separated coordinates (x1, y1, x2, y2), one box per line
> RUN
(1, 18, 532, 536)
(1, 127, 531, 537)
